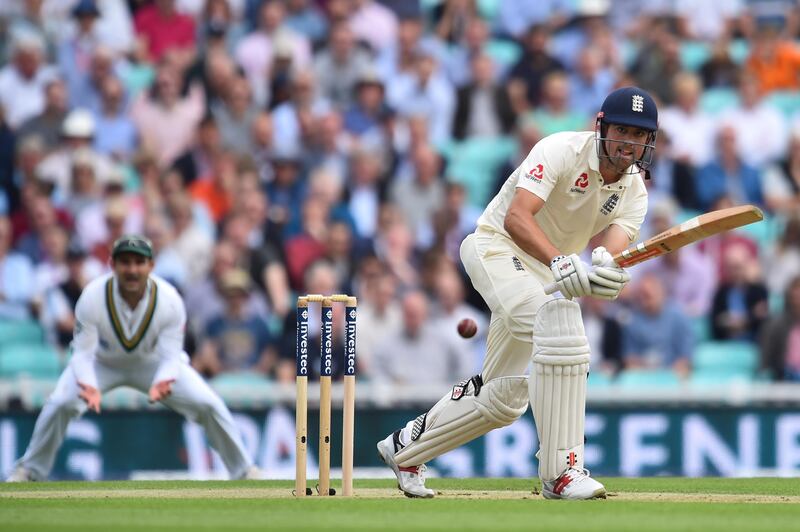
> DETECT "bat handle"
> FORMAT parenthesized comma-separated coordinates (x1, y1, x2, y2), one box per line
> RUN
(544, 282, 558, 295)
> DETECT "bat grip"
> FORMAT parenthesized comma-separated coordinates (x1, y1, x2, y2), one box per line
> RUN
(544, 282, 558, 295)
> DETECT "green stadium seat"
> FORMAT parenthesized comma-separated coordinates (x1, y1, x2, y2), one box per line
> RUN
(0, 343, 61, 379)
(680, 41, 711, 71)
(764, 91, 800, 119)
(484, 39, 522, 69)
(443, 136, 517, 208)
(588, 371, 612, 388)
(0, 319, 44, 348)
(615, 369, 681, 388)
(692, 341, 758, 377)
(690, 316, 711, 343)
(728, 39, 750, 64)
(476, 0, 502, 21)
(700, 88, 739, 115)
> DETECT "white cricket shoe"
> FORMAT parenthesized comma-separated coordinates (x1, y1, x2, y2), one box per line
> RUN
(241, 466, 263, 480)
(6, 466, 36, 482)
(377, 431, 434, 499)
(541, 468, 606, 500)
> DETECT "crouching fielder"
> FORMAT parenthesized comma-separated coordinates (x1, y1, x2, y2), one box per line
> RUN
(7, 236, 258, 481)
(378, 87, 658, 499)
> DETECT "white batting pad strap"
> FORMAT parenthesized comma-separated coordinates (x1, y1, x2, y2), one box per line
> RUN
(395, 376, 528, 467)
(530, 299, 590, 482)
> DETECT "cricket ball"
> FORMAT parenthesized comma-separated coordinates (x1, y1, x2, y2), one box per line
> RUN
(457, 318, 478, 339)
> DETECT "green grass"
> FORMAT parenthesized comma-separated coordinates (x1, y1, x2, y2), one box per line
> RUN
(2, 478, 800, 532)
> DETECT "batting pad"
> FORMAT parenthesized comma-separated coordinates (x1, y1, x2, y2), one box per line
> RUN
(394, 375, 529, 467)
(530, 299, 590, 481)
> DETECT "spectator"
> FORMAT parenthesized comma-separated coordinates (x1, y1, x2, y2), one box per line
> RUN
(130, 62, 205, 169)
(16, 194, 70, 264)
(276, 260, 346, 383)
(760, 276, 800, 381)
(431, 0, 478, 45)
(497, 0, 573, 40)
(386, 48, 455, 145)
(235, 0, 311, 106)
(526, 72, 589, 136)
(16, 78, 68, 150)
(348, 0, 399, 54)
(197, 0, 247, 55)
(271, 69, 329, 154)
(0, 215, 35, 321)
(568, 47, 616, 117)
(356, 270, 402, 378)
(581, 296, 624, 374)
(134, 0, 197, 67)
(313, 22, 374, 108)
(57, 1, 103, 107)
(284, 0, 329, 46)
(305, 111, 351, 185)
(659, 72, 717, 166)
(695, 125, 764, 211)
(673, 0, 742, 42)
(92, 76, 138, 161)
(639, 198, 717, 317)
(763, 216, 800, 296)
(144, 211, 189, 290)
(763, 129, 800, 215)
(284, 194, 330, 290)
(342, 72, 393, 149)
(745, 22, 800, 95)
(6, 135, 47, 214)
(452, 53, 515, 140)
(621, 274, 694, 379)
(389, 144, 445, 245)
(629, 22, 683, 103)
(507, 24, 564, 114)
(194, 269, 275, 378)
(373, 290, 472, 385)
(347, 149, 387, 242)
(172, 114, 222, 186)
(710, 243, 769, 341)
(36, 108, 117, 202)
(443, 17, 498, 89)
(211, 75, 259, 154)
(166, 192, 215, 283)
(699, 38, 741, 89)
(0, 33, 56, 130)
(719, 74, 788, 168)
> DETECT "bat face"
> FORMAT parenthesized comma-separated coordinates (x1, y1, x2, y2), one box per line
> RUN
(614, 205, 764, 268)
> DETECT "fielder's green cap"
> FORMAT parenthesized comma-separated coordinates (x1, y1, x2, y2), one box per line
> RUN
(111, 235, 153, 259)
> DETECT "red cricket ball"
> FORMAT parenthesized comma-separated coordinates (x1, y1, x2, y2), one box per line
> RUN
(457, 318, 478, 339)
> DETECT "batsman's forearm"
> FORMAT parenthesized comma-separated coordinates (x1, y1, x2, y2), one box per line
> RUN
(504, 210, 561, 266)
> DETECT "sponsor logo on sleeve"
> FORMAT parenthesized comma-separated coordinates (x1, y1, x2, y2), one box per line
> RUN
(525, 163, 544, 182)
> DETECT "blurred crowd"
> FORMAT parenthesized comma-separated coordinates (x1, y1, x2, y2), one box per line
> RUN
(0, 0, 799, 389)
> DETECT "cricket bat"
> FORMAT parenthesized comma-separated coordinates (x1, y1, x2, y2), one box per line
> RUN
(544, 204, 764, 295)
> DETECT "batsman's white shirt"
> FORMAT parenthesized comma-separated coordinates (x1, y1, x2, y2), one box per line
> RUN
(475, 130, 648, 283)
(69, 273, 188, 389)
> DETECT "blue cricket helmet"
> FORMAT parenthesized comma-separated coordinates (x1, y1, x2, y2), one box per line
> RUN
(596, 86, 659, 175)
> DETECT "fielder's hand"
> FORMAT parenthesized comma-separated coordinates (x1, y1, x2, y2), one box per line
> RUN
(588, 246, 630, 300)
(78, 382, 101, 413)
(549, 254, 592, 299)
(148, 379, 175, 403)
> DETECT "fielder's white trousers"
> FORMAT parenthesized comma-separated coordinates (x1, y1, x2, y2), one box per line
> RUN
(16, 360, 252, 480)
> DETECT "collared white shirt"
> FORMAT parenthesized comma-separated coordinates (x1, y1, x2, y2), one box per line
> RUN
(477, 131, 648, 274)
(69, 273, 188, 389)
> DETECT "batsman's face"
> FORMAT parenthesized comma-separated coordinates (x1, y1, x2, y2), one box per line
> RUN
(604, 124, 649, 168)
(112, 253, 154, 293)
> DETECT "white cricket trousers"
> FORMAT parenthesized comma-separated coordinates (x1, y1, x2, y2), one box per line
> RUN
(461, 230, 554, 381)
(16, 361, 252, 480)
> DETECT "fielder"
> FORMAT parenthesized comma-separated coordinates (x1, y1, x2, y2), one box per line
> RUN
(378, 87, 658, 499)
(7, 236, 259, 481)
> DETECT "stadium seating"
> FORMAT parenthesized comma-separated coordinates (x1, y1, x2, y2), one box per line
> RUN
(615, 369, 682, 388)
(0, 320, 44, 350)
(699, 88, 740, 115)
(0, 343, 61, 379)
(441, 136, 517, 208)
(690, 340, 758, 386)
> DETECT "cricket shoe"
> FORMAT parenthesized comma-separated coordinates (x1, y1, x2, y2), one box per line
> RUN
(541, 468, 606, 500)
(6, 466, 36, 482)
(377, 431, 434, 498)
(241, 466, 263, 480)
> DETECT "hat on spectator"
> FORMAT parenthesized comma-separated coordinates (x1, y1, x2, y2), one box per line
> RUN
(66, 239, 88, 260)
(111, 235, 153, 259)
(11, 32, 45, 54)
(220, 269, 252, 294)
(356, 68, 384, 88)
(62, 109, 96, 138)
(72, 0, 100, 18)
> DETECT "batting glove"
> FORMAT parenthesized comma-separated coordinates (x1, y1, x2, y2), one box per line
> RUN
(588, 246, 630, 300)
(550, 254, 592, 299)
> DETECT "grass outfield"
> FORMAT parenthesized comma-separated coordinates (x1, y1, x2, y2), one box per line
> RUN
(2, 478, 800, 531)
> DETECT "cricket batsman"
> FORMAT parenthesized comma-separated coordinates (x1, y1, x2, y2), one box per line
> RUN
(7, 236, 259, 481)
(378, 87, 658, 499)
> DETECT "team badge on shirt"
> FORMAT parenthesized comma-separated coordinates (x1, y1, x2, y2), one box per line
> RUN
(600, 193, 620, 216)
